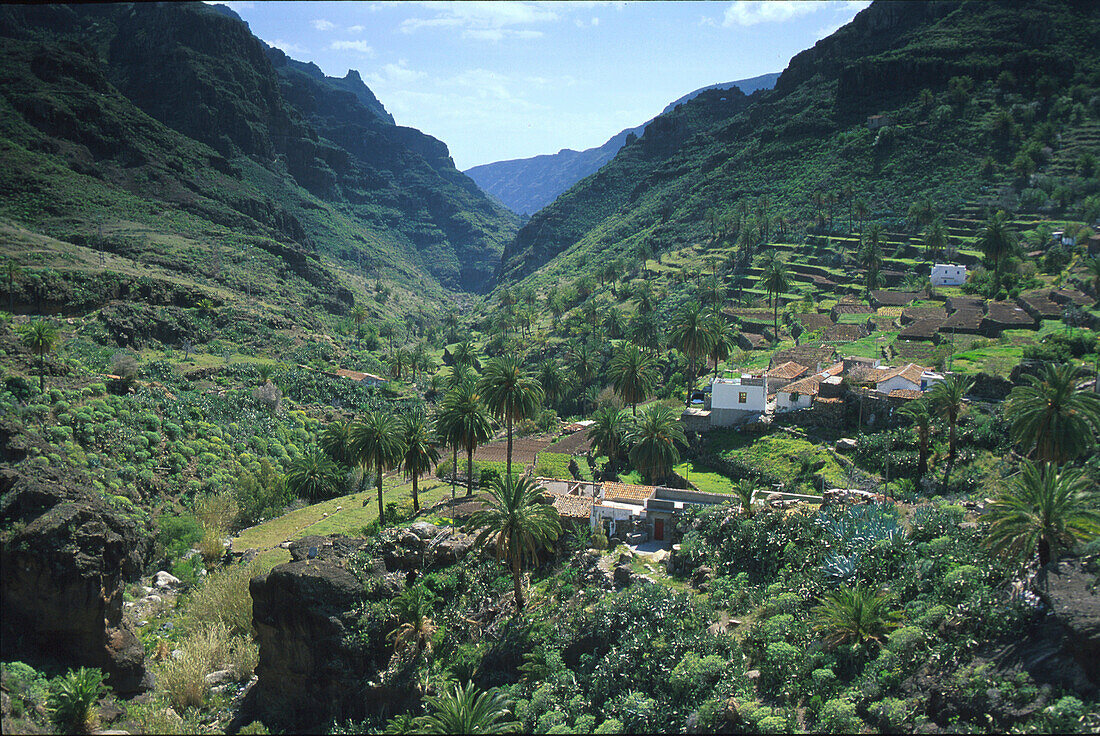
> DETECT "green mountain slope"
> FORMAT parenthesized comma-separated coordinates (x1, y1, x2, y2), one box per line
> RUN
(497, 0, 1100, 289)
(464, 73, 779, 216)
(0, 1, 517, 312)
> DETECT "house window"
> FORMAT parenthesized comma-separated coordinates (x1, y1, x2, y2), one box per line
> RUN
(739, 392, 747, 403)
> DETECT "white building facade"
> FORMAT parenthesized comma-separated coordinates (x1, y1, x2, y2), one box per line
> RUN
(710, 374, 768, 425)
(930, 263, 967, 286)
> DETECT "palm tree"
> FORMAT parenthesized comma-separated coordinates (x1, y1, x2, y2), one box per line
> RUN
(452, 340, 478, 369)
(928, 374, 973, 489)
(898, 399, 933, 478)
(387, 585, 438, 658)
(733, 478, 757, 516)
(478, 356, 545, 480)
(853, 198, 869, 242)
(351, 304, 368, 351)
(401, 409, 439, 514)
(1005, 363, 1100, 464)
(1083, 255, 1100, 300)
(812, 585, 901, 651)
(465, 476, 561, 610)
(439, 384, 493, 497)
(537, 360, 566, 411)
(985, 461, 1100, 566)
(759, 261, 790, 342)
(4, 258, 22, 313)
(587, 406, 628, 467)
(418, 681, 520, 735)
(978, 210, 1017, 285)
(625, 404, 688, 485)
(18, 320, 59, 393)
(705, 313, 735, 380)
(628, 311, 661, 354)
(319, 418, 356, 468)
(669, 302, 713, 404)
(351, 410, 406, 521)
(284, 450, 343, 501)
(924, 218, 950, 262)
(568, 341, 597, 385)
(608, 343, 657, 416)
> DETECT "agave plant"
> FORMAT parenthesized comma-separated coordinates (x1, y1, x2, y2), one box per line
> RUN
(417, 680, 520, 734)
(49, 667, 107, 733)
(822, 552, 862, 584)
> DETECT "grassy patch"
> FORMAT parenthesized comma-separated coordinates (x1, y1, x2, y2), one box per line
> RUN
(231, 477, 451, 552)
(709, 432, 844, 490)
(673, 460, 737, 495)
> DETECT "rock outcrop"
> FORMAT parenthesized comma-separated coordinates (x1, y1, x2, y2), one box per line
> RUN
(0, 457, 151, 692)
(248, 527, 478, 730)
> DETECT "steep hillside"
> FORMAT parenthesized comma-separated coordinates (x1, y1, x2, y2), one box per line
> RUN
(465, 73, 779, 216)
(0, 1, 517, 317)
(496, 0, 1100, 288)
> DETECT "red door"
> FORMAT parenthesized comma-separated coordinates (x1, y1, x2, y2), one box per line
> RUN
(654, 519, 665, 541)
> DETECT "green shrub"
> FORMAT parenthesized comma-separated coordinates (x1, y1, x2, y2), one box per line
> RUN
(593, 717, 624, 734)
(157, 514, 203, 561)
(2, 661, 49, 718)
(49, 667, 107, 732)
(817, 698, 863, 733)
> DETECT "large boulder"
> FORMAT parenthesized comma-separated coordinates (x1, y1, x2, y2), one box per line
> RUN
(0, 462, 151, 692)
(249, 559, 370, 729)
(1037, 557, 1100, 686)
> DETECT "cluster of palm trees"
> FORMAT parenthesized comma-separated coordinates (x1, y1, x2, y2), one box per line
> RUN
(896, 364, 1100, 568)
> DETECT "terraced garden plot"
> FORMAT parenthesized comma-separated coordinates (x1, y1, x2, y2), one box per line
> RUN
(707, 432, 843, 491)
(473, 435, 556, 464)
(535, 452, 573, 479)
(550, 430, 593, 455)
(673, 460, 737, 495)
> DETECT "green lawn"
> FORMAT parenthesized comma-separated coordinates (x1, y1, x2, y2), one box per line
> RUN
(708, 432, 843, 491)
(232, 476, 454, 554)
(674, 460, 738, 494)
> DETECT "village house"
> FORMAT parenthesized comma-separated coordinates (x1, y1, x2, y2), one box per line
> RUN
(872, 363, 944, 394)
(766, 361, 809, 392)
(930, 263, 967, 286)
(333, 368, 387, 386)
(681, 372, 769, 431)
(775, 361, 843, 412)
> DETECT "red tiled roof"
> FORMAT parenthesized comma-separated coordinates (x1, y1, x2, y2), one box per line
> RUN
(888, 388, 924, 400)
(601, 482, 656, 503)
(780, 375, 822, 396)
(334, 368, 386, 382)
(549, 493, 595, 520)
(819, 362, 844, 377)
(767, 361, 809, 380)
(876, 363, 927, 386)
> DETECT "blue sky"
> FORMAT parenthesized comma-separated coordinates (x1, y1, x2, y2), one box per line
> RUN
(219, 1, 871, 169)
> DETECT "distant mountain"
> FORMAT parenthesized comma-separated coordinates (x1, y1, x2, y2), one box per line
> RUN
(464, 73, 780, 216)
(496, 0, 1100, 287)
(0, 1, 518, 305)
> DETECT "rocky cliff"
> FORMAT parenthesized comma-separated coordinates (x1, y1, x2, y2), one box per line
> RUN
(246, 525, 476, 730)
(0, 422, 151, 692)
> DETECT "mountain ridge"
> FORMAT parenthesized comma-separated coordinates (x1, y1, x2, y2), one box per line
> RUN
(464, 73, 780, 216)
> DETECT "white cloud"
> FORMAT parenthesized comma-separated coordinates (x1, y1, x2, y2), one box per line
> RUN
(347, 24, 365, 33)
(400, 1, 558, 40)
(311, 18, 336, 31)
(329, 40, 375, 56)
(265, 38, 309, 56)
(722, 1, 821, 27)
(365, 60, 427, 86)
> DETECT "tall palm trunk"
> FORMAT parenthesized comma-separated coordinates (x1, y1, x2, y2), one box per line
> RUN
(376, 458, 385, 522)
(467, 446, 475, 497)
(506, 414, 513, 481)
(512, 550, 525, 610)
(942, 420, 957, 490)
(411, 473, 420, 514)
(451, 444, 457, 512)
(773, 298, 779, 342)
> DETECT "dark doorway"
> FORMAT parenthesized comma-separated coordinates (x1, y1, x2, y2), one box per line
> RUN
(654, 519, 665, 541)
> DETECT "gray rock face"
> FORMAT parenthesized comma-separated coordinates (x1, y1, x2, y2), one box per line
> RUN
(1038, 558, 1100, 685)
(250, 559, 368, 729)
(0, 461, 151, 693)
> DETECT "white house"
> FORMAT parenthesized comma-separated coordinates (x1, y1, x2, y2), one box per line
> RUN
(710, 374, 768, 425)
(874, 363, 943, 394)
(776, 375, 820, 412)
(930, 263, 967, 286)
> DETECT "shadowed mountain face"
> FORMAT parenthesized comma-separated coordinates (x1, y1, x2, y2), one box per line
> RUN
(495, 0, 1100, 287)
(0, 2, 517, 295)
(464, 73, 780, 217)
